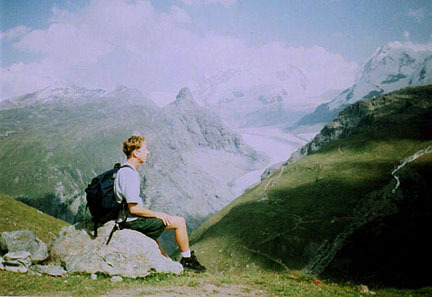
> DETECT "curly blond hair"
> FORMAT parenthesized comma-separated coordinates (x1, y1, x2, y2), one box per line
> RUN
(122, 135, 146, 158)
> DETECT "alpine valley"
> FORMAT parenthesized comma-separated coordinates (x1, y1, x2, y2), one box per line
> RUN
(0, 85, 267, 252)
(190, 83, 432, 287)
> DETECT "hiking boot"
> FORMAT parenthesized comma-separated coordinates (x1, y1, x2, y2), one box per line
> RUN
(180, 251, 206, 273)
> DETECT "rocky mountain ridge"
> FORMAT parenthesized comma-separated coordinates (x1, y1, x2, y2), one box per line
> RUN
(0, 83, 157, 110)
(293, 42, 432, 129)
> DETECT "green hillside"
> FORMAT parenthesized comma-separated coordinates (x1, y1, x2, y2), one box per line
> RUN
(0, 193, 68, 243)
(0, 97, 160, 223)
(190, 84, 432, 287)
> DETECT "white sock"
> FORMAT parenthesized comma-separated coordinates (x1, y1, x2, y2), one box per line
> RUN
(181, 250, 191, 258)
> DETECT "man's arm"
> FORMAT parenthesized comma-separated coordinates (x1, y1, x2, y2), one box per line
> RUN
(128, 203, 173, 226)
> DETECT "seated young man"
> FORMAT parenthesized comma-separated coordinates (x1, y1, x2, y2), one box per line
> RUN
(114, 135, 205, 272)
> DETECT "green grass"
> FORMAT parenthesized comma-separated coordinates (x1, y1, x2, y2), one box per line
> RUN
(1, 269, 431, 296)
(0, 193, 68, 243)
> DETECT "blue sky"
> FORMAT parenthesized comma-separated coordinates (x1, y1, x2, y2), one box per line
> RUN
(1, 0, 431, 102)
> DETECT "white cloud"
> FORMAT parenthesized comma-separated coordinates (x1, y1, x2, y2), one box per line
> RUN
(408, 8, 425, 23)
(1, 0, 357, 103)
(0, 25, 31, 41)
(178, 0, 236, 7)
(404, 31, 410, 40)
(165, 6, 192, 24)
(388, 40, 432, 52)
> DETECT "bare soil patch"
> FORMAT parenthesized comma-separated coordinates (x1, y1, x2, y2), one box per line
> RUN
(104, 283, 273, 297)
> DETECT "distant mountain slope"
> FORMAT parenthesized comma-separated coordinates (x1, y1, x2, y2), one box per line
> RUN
(0, 85, 265, 252)
(292, 42, 432, 130)
(191, 67, 311, 128)
(190, 84, 432, 287)
(0, 194, 68, 244)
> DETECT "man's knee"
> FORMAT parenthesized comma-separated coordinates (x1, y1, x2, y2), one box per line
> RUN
(171, 216, 186, 228)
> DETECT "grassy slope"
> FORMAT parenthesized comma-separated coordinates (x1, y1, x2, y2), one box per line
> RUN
(190, 85, 432, 275)
(0, 194, 379, 297)
(0, 194, 68, 243)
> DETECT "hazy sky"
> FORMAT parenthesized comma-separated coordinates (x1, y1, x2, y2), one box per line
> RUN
(1, 0, 431, 104)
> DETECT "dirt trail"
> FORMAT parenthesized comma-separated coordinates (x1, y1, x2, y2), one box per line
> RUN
(103, 283, 273, 297)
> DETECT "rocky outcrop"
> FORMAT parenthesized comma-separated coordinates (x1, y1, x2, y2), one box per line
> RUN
(49, 221, 183, 278)
(0, 230, 65, 276)
(1, 230, 48, 263)
(1, 224, 184, 278)
(2, 251, 32, 273)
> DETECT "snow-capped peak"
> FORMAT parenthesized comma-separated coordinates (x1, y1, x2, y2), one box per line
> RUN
(327, 41, 432, 110)
(35, 83, 106, 103)
(103, 85, 143, 99)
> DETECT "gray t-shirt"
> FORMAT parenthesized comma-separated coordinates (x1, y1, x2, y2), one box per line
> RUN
(113, 162, 144, 222)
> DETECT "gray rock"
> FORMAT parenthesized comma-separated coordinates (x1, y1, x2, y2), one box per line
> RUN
(1, 230, 48, 263)
(5, 264, 28, 273)
(3, 251, 32, 273)
(49, 221, 183, 278)
(110, 275, 123, 282)
(30, 264, 67, 277)
(0, 256, 4, 270)
(91, 273, 97, 280)
(260, 161, 284, 181)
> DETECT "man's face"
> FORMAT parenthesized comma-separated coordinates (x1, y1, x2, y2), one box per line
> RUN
(135, 142, 149, 163)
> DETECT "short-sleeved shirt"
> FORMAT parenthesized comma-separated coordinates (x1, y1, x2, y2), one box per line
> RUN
(113, 161, 143, 222)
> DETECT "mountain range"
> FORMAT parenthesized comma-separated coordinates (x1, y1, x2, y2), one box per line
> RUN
(0, 85, 266, 252)
(190, 65, 312, 129)
(292, 42, 432, 130)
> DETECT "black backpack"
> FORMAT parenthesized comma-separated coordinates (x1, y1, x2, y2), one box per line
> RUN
(85, 163, 128, 241)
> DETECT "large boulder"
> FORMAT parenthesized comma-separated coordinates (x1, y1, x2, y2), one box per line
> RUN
(49, 221, 183, 278)
(0, 230, 48, 263)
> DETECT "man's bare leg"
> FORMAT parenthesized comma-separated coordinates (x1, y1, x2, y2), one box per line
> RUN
(165, 216, 206, 272)
(165, 216, 189, 252)
(156, 240, 170, 258)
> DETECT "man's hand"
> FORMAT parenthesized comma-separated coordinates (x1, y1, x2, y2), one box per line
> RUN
(128, 204, 173, 225)
(154, 212, 173, 226)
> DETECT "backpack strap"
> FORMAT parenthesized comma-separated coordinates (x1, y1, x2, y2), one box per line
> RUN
(105, 164, 131, 245)
(106, 200, 129, 245)
(94, 222, 98, 238)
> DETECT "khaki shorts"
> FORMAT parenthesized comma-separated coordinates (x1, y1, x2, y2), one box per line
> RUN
(121, 217, 166, 241)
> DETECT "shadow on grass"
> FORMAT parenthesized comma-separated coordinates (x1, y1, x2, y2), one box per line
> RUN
(324, 160, 432, 288)
(17, 193, 85, 224)
(198, 176, 384, 271)
(196, 156, 432, 288)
